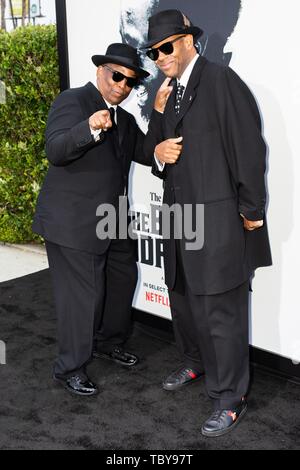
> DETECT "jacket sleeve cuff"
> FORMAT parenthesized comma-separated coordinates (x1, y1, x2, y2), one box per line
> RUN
(150, 109, 163, 124)
(71, 119, 94, 148)
(239, 206, 265, 221)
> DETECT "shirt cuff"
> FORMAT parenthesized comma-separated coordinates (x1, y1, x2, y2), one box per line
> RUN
(154, 154, 165, 171)
(90, 127, 102, 142)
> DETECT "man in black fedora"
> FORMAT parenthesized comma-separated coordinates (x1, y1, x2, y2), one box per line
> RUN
(33, 43, 157, 396)
(143, 10, 272, 436)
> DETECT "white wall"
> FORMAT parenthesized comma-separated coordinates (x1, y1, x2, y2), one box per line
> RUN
(66, 0, 122, 88)
(65, 0, 300, 364)
(39, 0, 56, 24)
(4, 0, 56, 31)
(225, 0, 300, 364)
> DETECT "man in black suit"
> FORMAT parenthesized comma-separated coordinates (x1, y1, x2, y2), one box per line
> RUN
(33, 43, 153, 396)
(143, 10, 272, 436)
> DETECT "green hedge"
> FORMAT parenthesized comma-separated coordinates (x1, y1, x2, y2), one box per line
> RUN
(0, 25, 59, 243)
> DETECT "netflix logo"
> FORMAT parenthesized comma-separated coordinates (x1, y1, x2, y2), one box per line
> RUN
(145, 291, 170, 307)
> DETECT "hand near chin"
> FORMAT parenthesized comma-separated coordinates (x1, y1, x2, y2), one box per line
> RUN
(154, 77, 173, 113)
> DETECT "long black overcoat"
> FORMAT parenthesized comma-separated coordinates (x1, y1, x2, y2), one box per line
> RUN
(144, 56, 272, 294)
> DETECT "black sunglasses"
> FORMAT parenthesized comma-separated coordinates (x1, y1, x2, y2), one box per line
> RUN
(146, 35, 185, 61)
(103, 65, 139, 88)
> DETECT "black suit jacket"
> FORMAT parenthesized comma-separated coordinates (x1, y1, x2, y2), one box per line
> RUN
(33, 82, 152, 254)
(144, 56, 272, 295)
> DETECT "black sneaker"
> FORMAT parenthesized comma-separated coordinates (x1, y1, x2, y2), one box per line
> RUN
(201, 399, 247, 437)
(163, 366, 202, 391)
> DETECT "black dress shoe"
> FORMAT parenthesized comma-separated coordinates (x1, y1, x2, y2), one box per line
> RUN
(162, 366, 202, 391)
(201, 399, 247, 437)
(93, 346, 139, 367)
(53, 374, 99, 397)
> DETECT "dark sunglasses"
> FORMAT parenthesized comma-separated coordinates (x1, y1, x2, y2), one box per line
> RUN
(146, 35, 185, 61)
(103, 65, 139, 88)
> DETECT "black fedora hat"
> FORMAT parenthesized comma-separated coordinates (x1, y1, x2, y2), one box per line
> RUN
(141, 9, 203, 49)
(92, 43, 150, 78)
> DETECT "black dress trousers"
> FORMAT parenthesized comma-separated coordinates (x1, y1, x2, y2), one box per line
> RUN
(169, 242, 250, 410)
(45, 237, 137, 378)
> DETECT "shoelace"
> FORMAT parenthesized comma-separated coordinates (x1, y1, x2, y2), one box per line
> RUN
(210, 409, 228, 422)
(178, 368, 193, 378)
(72, 375, 83, 383)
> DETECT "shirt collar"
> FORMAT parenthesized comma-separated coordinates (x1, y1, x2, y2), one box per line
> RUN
(177, 54, 199, 90)
(102, 97, 117, 123)
(103, 98, 117, 112)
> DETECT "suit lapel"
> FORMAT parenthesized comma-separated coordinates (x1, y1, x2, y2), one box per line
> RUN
(116, 106, 129, 148)
(85, 82, 107, 110)
(174, 56, 207, 127)
(163, 83, 178, 137)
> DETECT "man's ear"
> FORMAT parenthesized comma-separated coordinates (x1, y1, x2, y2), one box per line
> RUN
(185, 34, 194, 50)
(96, 66, 102, 78)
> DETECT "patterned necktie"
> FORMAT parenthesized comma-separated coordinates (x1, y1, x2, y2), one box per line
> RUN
(175, 83, 185, 115)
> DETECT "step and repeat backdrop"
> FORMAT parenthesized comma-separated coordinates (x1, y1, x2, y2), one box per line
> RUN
(64, 0, 300, 365)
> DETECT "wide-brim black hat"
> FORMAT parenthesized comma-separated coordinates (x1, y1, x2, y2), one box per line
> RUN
(141, 9, 203, 49)
(92, 43, 150, 78)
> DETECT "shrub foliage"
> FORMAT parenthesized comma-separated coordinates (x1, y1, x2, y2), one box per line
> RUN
(0, 25, 59, 242)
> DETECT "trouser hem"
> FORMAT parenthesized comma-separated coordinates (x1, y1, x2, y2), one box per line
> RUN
(210, 396, 246, 410)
